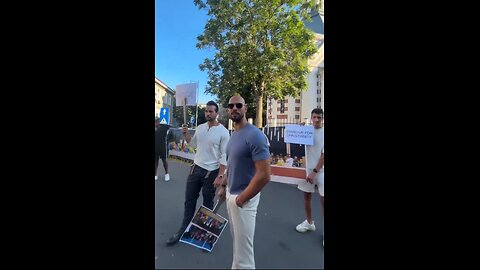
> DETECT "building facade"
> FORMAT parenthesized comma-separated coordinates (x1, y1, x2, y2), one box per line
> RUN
(266, 7, 324, 127)
(155, 78, 175, 122)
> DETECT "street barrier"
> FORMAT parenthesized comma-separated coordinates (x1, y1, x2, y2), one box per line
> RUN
(169, 151, 306, 185)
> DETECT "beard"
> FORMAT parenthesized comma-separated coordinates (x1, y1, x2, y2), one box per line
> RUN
(206, 115, 215, 122)
(229, 112, 244, 123)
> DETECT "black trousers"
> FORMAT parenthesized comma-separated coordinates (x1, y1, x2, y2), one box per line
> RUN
(180, 164, 219, 231)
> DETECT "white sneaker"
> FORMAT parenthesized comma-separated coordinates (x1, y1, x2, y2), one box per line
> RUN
(164, 174, 170, 181)
(296, 220, 316, 233)
(155, 175, 158, 181)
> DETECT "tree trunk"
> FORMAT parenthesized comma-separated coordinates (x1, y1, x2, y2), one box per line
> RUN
(255, 82, 264, 128)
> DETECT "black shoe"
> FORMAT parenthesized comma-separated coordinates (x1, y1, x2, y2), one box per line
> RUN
(166, 231, 182, 246)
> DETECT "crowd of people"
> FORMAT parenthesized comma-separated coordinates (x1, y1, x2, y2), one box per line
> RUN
(270, 153, 304, 167)
(193, 210, 227, 236)
(182, 224, 218, 248)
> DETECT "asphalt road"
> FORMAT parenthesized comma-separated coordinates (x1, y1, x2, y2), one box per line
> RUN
(155, 159, 324, 269)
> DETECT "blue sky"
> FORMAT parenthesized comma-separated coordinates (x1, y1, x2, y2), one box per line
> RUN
(155, 0, 217, 104)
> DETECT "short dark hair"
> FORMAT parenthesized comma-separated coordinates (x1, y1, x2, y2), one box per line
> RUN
(311, 108, 323, 116)
(206, 101, 219, 112)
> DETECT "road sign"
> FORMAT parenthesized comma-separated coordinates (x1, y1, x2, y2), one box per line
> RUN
(159, 107, 170, 125)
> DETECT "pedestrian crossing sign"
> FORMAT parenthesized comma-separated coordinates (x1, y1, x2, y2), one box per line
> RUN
(159, 107, 170, 125)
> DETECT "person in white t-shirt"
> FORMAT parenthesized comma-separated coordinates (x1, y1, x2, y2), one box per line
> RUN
(166, 100, 230, 246)
(285, 154, 294, 167)
(295, 108, 325, 247)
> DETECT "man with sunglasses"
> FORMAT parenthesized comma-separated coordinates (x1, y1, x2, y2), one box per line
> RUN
(166, 100, 230, 246)
(217, 95, 271, 269)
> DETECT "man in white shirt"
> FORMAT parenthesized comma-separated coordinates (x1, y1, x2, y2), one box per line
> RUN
(166, 101, 230, 246)
(295, 108, 325, 247)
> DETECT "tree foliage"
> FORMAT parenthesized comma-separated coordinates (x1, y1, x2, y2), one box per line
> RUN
(172, 106, 206, 127)
(195, 0, 321, 127)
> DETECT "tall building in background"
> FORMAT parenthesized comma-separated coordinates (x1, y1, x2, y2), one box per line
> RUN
(155, 78, 175, 122)
(267, 5, 324, 127)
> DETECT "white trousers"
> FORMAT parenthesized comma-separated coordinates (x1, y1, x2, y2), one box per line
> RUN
(226, 190, 260, 269)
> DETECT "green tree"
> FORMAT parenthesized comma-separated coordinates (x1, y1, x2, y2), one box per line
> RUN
(197, 106, 207, 125)
(218, 109, 230, 128)
(195, 0, 320, 127)
(173, 106, 196, 127)
(173, 106, 207, 127)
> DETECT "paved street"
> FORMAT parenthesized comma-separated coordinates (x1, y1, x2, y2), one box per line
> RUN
(155, 159, 324, 269)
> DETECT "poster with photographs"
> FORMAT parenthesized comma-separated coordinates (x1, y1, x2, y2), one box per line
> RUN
(179, 205, 228, 252)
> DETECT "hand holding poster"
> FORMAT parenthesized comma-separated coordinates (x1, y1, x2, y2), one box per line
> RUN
(284, 124, 314, 145)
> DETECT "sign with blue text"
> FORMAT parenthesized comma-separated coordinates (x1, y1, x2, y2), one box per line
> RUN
(284, 124, 314, 145)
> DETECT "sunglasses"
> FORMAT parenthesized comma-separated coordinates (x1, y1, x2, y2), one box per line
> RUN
(227, 103, 244, 109)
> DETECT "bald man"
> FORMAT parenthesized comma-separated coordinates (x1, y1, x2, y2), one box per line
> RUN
(217, 95, 271, 269)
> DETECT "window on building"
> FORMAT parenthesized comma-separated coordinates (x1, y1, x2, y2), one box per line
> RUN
(295, 115, 300, 119)
(295, 99, 301, 103)
(295, 107, 300, 111)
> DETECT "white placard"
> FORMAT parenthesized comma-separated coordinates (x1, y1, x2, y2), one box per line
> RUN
(284, 124, 314, 145)
(175, 83, 198, 106)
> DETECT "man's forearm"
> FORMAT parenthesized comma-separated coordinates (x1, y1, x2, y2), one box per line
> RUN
(218, 164, 226, 177)
(237, 170, 270, 204)
(183, 133, 192, 144)
(314, 153, 324, 171)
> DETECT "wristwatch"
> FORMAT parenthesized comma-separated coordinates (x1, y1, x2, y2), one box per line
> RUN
(313, 168, 318, 173)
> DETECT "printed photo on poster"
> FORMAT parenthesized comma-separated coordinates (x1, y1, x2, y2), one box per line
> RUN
(179, 205, 228, 252)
